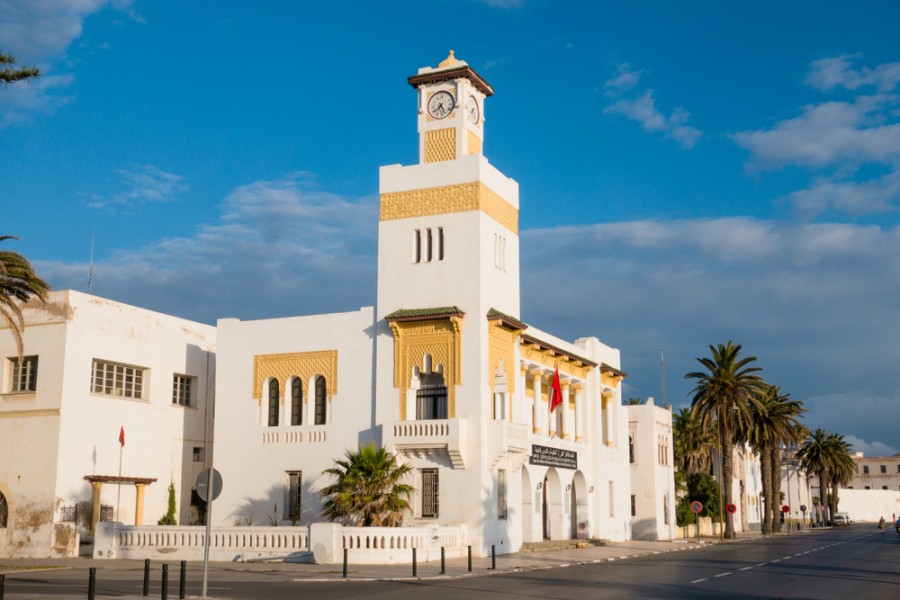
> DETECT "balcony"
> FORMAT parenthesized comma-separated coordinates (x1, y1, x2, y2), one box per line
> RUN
(487, 420, 532, 469)
(384, 418, 467, 468)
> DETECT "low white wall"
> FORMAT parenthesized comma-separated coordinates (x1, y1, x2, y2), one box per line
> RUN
(837, 489, 900, 523)
(94, 523, 310, 561)
(94, 522, 469, 564)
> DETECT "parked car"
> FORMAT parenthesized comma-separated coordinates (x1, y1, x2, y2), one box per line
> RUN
(832, 513, 850, 526)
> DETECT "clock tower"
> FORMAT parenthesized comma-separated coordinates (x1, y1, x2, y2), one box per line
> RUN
(409, 50, 492, 165)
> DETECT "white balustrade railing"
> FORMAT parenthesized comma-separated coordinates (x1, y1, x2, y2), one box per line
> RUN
(94, 522, 468, 564)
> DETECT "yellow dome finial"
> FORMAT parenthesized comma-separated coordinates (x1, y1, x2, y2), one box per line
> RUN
(438, 50, 459, 69)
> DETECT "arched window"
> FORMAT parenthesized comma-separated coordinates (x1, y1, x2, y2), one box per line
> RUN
(314, 377, 327, 425)
(268, 379, 279, 427)
(0, 491, 8, 528)
(291, 377, 302, 426)
(416, 371, 447, 420)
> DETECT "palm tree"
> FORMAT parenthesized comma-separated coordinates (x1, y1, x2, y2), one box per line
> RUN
(1, 236, 50, 360)
(623, 397, 646, 405)
(762, 388, 805, 533)
(686, 341, 764, 539)
(320, 442, 414, 527)
(673, 407, 715, 480)
(796, 428, 849, 525)
(826, 433, 855, 522)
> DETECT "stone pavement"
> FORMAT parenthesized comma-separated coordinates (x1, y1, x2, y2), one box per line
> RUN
(0, 533, 768, 599)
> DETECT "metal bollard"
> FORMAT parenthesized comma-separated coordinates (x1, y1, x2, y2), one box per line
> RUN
(179, 561, 186, 599)
(161, 564, 168, 600)
(143, 559, 150, 596)
(468, 545, 472, 572)
(343, 548, 348, 578)
(412, 547, 417, 577)
(440, 546, 446, 575)
(491, 544, 496, 570)
(88, 567, 96, 600)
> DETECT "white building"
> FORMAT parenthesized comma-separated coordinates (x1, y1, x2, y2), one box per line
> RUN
(212, 52, 634, 555)
(847, 453, 900, 492)
(626, 398, 675, 540)
(0, 290, 215, 558)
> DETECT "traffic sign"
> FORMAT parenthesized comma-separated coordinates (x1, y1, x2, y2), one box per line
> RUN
(196, 468, 223, 502)
(800, 504, 807, 513)
(726, 503, 737, 514)
(781, 504, 790, 513)
(690, 501, 703, 514)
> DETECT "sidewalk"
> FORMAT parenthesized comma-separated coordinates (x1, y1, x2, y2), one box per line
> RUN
(0, 533, 764, 598)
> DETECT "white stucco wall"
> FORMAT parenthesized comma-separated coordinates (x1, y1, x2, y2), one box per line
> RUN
(1, 290, 215, 558)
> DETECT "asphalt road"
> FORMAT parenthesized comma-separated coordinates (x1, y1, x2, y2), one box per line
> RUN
(3, 525, 897, 599)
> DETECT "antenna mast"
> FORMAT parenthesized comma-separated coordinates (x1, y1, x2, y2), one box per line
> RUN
(660, 350, 667, 406)
(88, 229, 94, 294)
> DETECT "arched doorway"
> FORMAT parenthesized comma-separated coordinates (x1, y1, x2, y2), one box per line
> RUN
(542, 468, 562, 540)
(571, 471, 589, 539)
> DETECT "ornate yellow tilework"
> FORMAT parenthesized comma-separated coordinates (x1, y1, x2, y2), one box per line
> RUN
(252, 350, 338, 404)
(380, 182, 518, 234)
(425, 128, 456, 163)
(389, 317, 462, 418)
(488, 319, 521, 398)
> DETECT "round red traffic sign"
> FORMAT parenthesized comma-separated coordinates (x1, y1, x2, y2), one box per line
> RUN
(781, 504, 790, 513)
(690, 501, 703, 514)
(726, 503, 737, 514)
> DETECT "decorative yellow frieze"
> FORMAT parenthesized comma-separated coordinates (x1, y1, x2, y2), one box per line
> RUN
(425, 128, 456, 163)
(380, 182, 518, 234)
(467, 129, 482, 155)
(520, 343, 592, 380)
(600, 371, 624, 389)
(252, 350, 338, 404)
(389, 317, 462, 418)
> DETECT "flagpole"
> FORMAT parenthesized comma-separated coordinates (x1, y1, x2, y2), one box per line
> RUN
(116, 442, 123, 522)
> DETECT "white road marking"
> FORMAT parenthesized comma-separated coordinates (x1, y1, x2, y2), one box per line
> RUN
(691, 578, 709, 584)
(714, 572, 732, 578)
(772, 559, 781, 563)
(756, 563, 767, 567)
(740, 566, 753, 571)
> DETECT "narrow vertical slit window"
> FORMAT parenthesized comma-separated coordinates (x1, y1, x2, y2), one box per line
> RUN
(427, 228, 433, 262)
(415, 229, 422, 263)
(285, 471, 302, 522)
(498, 469, 508, 520)
(438, 227, 444, 261)
(421, 469, 439, 518)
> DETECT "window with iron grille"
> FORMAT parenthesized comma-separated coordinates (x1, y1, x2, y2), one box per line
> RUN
(172, 374, 193, 406)
(314, 377, 326, 425)
(291, 377, 303, 426)
(9, 356, 38, 392)
(59, 505, 78, 523)
(416, 384, 448, 420)
(497, 469, 508, 520)
(421, 469, 439, 518)
(91, 359, 146, 399)
(268, 379, 280, 426)
(99, 504, 114, 522)
(285, 471, 302, 521)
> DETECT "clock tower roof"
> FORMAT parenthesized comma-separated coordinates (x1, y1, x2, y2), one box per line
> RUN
(408, 50, 494, 97)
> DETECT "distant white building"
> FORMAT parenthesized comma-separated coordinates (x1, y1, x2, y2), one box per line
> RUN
(847, 453, 900, 492)
(0, 290, 215, 558)
(212, 53, 637, 555)
(626, 398, 675, 540)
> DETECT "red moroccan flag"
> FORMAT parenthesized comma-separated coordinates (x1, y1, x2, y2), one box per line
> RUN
(550, 366, 563, 412)
(119, 426, 125, 447)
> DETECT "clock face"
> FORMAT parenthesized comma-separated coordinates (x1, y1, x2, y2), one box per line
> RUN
(427, 90, 455, 120)
(466, 95, 480, 124)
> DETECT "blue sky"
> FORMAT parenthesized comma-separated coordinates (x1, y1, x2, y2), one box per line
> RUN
(2, 0, 899, 456)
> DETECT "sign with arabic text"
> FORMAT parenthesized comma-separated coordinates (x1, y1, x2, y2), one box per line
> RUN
(530, 445, 577, 470)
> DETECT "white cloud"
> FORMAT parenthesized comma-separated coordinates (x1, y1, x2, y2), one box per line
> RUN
(732, 96, 900, 170)
(806, 54, 900, 93)
(87, 165, 188, 209)
(605, 90, 701, 148)
(603, 65, 701, 149)
(785, 170, 900, 217)
(39, 174, 378, 322)
(0, 0, 142, 125)
(842, 435, 898, 458)
(604, 63, 643, 95)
